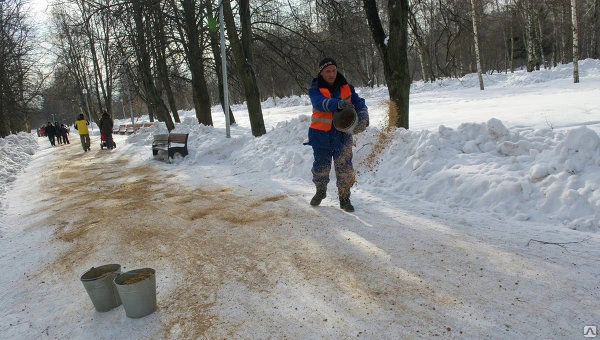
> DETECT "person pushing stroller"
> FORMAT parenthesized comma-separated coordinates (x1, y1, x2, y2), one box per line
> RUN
(99, 111, 115, 150)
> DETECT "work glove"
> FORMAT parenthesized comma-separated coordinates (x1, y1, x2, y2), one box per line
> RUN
(353, 120, 369, 134)
(337, 100, 354, 111)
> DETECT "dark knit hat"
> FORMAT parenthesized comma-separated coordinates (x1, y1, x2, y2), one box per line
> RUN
(318, 57, 337, 73)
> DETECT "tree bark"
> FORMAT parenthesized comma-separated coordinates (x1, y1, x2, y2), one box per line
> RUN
(362, 0, 410, 129)
(79, 0, 108, 122)
(592, 0, 599, 58)
(559, 5, 567, 64)
(171, 0, 212, 126)
(536, 12, 545, 69)
(407, 4, 433, 82)
(206, 1, 236, 124)
(132, 0, 174, 131)
(524, 0, 536, 72)
(470, 0, 484, 90)
(222, 0, 266, 136)
(150, 1, 180, 123)
(571, 0, 579, 83)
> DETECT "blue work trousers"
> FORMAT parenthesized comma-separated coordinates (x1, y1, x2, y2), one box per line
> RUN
(311, 144, 355, 194)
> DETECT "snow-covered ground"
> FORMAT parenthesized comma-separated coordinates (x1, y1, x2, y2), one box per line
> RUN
(1, 59, 599, 338)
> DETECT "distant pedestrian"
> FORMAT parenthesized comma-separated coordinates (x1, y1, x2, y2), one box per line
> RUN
(99, 111, 115, 149)
(56, 122, 65, 144)
(74, 114, 91, 152)
(60, 124, 70, 144)
(45, 122, 56, 146)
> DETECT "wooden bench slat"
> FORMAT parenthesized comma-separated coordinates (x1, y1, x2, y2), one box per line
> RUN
(152, 133, 189, 162)
(168, 134, 188, 143)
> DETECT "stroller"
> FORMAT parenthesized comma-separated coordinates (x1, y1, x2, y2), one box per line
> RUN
(100, 134, 116, 149)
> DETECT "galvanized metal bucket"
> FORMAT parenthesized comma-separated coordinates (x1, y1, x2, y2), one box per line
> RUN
(333, 106, 358, 133)
(80, 264, 122, 312)
(114, 268, 157, 318)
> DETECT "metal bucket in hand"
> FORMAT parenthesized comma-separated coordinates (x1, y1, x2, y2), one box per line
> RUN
(333, 106, 358, 133)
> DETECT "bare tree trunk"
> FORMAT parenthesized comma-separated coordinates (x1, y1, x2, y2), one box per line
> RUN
(172, 0, 213, 126)
(206, 1, 235, 124)
(407, 3, 432, 82)
(417, 47, 427, 82)
(532, 10, 540, 70)
(560, 6, 567, 64)
(363, 0, 410, 129)
(150, 1, 180, 123)
(470, 0, 484, 90)
(79, 0, 108, 122)
(132, 0, 174, 131)
(495, 0, 509, 73)
(537, 12, 546, 69)
(222, 0, 265, 136)
(524, 0, 536, 72)
(592, 0, 600, 58)
(571, 0, 579, 83)
(510, 23, 515, 72)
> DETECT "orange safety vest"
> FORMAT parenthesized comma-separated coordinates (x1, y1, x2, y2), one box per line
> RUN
(310, 84, 352, 131)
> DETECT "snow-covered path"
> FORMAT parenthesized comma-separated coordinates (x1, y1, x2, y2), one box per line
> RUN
(1, 136, 598, 339)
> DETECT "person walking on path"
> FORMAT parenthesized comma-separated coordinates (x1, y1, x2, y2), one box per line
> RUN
(60, 124, 70, 145)
(74, 114, 91, 152)
(55, 122, 64, 145)
(45, 122, 56, 146)
(305, 57, 369, 212)
(99, 111, 115, 149)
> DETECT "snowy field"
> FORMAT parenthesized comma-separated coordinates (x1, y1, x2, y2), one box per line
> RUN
(0, 59, 599, 338)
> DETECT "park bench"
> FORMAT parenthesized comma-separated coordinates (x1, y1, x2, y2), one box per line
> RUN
(152, 133, 189, 162)
(117, 125, 128, 134)
(123, 122, 154, 134)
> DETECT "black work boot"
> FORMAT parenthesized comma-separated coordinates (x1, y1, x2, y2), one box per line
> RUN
(310, 187, 327, 206)
(339, 190, 354, 212)
(340, 197, 354, 212)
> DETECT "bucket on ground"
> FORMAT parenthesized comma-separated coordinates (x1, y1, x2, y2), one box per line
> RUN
(80, 264, 122, 312)
(333, 106, 358, 133)
(114, 268, 157, 318)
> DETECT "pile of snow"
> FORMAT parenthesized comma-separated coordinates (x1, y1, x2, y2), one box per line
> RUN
(0, 132, 38, 201)
(359, 120, 600, 229)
